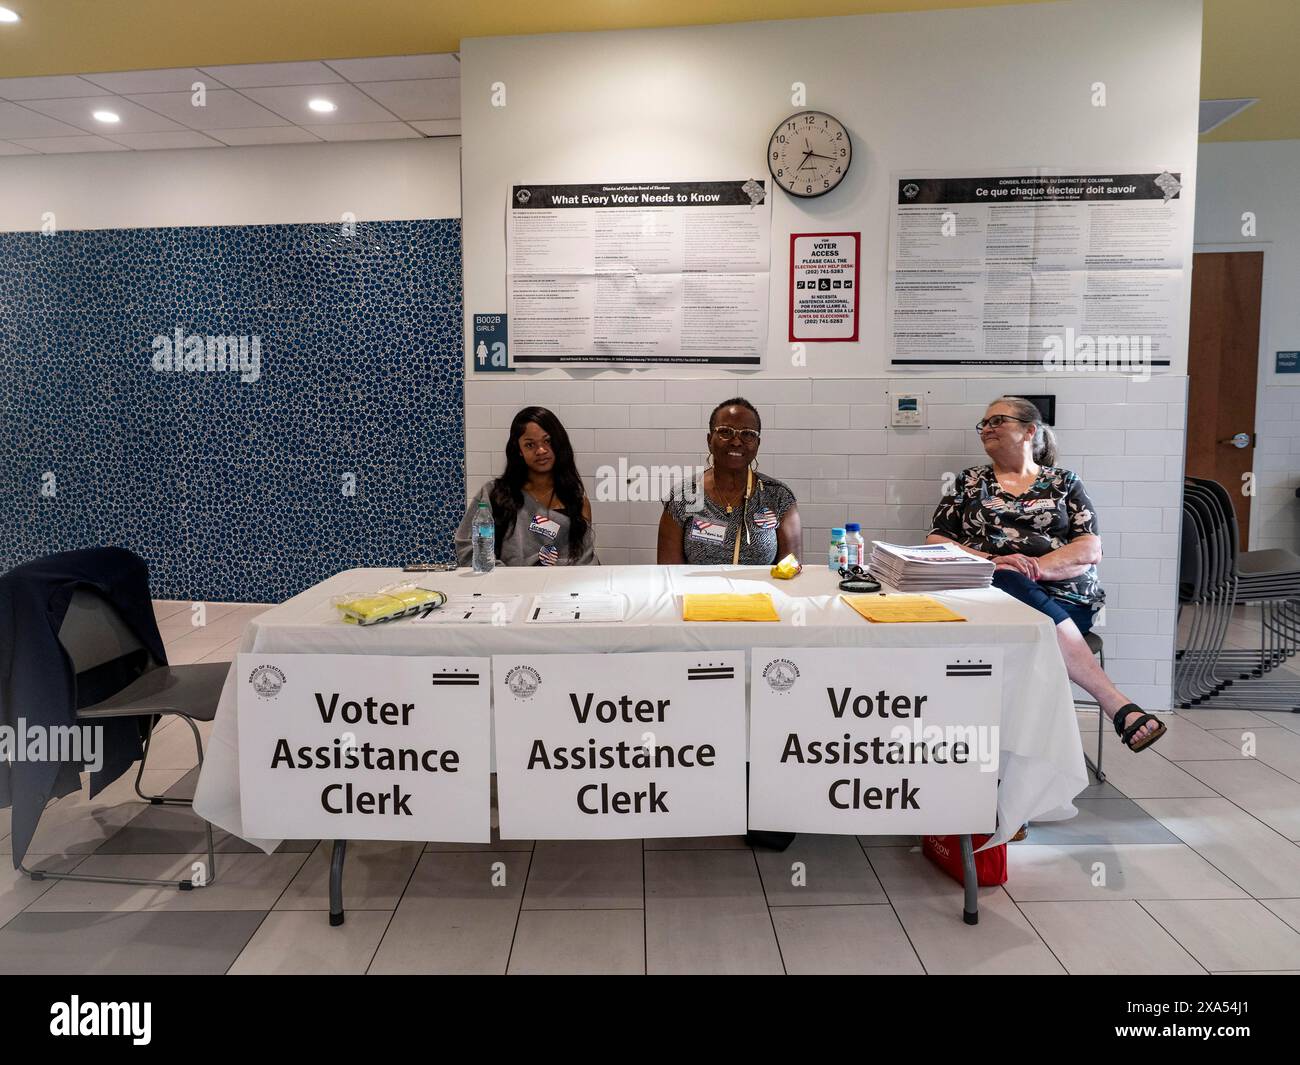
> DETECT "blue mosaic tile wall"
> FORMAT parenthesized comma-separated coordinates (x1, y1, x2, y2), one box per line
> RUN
(0, 220, 464, 603)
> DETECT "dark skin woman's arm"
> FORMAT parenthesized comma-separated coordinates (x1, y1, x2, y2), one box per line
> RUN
(776, 504, 802, 562)
(657, 511, 686, 564)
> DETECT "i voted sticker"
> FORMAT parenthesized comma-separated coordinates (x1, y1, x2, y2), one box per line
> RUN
(530, 514, 560, 541)
(752, 507, 778, 529)
(688, 518, 728, 546)
(537, 545, 559, 566)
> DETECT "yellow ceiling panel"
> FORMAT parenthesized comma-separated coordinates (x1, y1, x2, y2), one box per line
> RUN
(0, 0, 1293, 141)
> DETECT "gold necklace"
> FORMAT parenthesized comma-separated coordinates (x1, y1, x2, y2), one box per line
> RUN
(713, 470, 750, 514)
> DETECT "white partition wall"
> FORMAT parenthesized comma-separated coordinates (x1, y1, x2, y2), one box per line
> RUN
(459, 0, 1204, 711)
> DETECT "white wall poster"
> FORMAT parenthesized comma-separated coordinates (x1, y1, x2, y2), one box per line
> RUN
(493, 651, 747, 838)
(749, 647, 1002, 834)
(236, 654, 491, 842)
(507, 180, 771, 366)
(887, 171, 1186, 370)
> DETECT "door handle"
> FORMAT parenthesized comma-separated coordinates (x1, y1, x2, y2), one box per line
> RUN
(1219, 433, 1252, 449)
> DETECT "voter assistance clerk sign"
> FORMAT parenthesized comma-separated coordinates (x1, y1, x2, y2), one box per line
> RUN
(492, 651, 747, 839)
(236, 654, 491, 842)
(749, 647, 1002, 834)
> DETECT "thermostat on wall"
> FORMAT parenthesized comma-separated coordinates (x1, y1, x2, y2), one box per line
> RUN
(889, 391, 926, 427)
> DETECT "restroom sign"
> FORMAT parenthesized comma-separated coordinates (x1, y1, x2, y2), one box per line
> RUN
(472, 313, 512, 372)
(790, 232, 860, 341)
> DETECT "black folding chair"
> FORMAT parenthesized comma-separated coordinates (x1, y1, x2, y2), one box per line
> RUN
(1174, 479, 1300, 711)
(19, 589, 227, 890)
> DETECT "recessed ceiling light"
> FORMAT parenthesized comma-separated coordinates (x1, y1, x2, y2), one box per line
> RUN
(0, 7, 21, 24)
(92, 110, 121, 124)
(307, 98, 336, 113)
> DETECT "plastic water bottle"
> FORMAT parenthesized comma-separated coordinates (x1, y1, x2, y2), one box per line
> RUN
(829, 527, 847, 571)
(845, 523, 865, 568)
(472, 501, 495, 574)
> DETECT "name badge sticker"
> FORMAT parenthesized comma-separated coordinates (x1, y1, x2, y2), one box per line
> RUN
(530, 514, 560, 541)
(688, 518, 727, 546)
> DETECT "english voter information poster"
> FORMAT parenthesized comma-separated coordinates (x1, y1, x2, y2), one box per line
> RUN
(492, 651, 747, 839)
(506, 180, 771, 367)
(236, 654, 491, 842)
(748, 647, 1002, 834)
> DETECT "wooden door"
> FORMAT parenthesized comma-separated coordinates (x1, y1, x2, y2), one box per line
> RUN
(1186, 251, 1263, 546)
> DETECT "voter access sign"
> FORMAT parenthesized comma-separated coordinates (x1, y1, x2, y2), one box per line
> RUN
(236, 653, 491, 842)
(789, 232, 860, 342)
(749, 647, 1002, 834)
(492, 651, 747, 839)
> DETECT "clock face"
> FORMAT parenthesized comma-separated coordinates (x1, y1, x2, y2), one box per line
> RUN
(767, 111, 852, 198)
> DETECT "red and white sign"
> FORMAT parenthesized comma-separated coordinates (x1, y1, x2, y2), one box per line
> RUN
(789, 231, 860, 342)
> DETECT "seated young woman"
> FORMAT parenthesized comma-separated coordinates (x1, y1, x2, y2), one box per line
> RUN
(455, 406, 597, 567)
(656, 397, 802, 566)
(926, 395, 1167, 755)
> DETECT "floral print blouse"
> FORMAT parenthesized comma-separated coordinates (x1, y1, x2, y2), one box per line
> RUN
(929, 465, 1105, 613)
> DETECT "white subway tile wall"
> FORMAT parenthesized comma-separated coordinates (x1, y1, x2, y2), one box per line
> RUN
(464, 375, 1190, 710)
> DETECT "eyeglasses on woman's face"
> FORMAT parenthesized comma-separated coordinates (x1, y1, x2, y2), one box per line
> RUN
(711, 425, 761, 445)
(976, 414, 1031, 433)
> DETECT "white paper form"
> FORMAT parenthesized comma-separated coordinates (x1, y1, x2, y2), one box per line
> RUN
(525, 592, 627, 623)
(409, 594, 524, 624)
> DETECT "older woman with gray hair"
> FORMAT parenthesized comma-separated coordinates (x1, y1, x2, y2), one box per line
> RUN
(927, 396, 1167, 757)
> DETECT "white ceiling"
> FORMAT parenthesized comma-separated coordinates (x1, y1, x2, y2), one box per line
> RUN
(0, 53, 460, 155)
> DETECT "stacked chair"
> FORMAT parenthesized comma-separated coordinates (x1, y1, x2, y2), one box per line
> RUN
(1175, 477, 1300, 710)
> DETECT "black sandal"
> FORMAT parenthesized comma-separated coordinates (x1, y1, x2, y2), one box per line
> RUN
(1113, 704, 1166, 752)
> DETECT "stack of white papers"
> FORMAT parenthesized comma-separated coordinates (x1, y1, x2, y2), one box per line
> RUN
(867, 541, 995, 591)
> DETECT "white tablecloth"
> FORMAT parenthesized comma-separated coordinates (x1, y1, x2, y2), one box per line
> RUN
(194, 564, 1087, 850)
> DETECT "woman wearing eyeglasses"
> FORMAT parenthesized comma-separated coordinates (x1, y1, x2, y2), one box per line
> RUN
(926, 396, 1166, 756)
(657, 397, 802, 566)
(455, 406, 597, 567)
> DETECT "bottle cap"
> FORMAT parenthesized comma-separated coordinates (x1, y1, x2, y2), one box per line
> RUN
(831, 528, 845, 538)
(845, 523, 861, 532)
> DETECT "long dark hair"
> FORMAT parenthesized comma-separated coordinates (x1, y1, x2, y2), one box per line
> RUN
(490, 406, 589, 562)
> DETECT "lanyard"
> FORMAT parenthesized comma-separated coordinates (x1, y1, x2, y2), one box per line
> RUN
(731, 468, 754, 565)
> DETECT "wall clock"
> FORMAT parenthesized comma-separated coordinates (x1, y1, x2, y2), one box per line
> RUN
(767, 110, 852, 198)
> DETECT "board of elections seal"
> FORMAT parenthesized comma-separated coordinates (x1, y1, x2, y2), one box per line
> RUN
(515, 188, 531, 204)
(505, 664, 542, 700)
(762, 658, 800, 693)
(249, 664, 286, 699)
(902, 182, 920, 200)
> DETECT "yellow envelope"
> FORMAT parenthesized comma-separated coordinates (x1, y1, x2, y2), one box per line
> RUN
(683, 593, 780, 622)
(840, 594, 966, 623)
